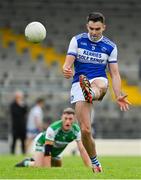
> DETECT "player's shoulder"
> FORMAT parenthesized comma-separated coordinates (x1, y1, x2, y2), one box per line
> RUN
(42, 131, 46, 136)
(74, 32, 88, 40)
(72, 122, 80, 132)
(49, 120, 62, 131)
(35, 131, 46, 141)
(101, 36, 117, 48)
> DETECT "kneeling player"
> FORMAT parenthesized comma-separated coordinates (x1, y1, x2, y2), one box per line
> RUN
(15, 107, 92, 168)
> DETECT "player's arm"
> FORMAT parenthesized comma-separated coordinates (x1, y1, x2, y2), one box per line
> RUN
(43, 140, 54, 167)
(43, 126, 55, 167)
(76, 140, 92, 167)
(108, 45, 130, 111)
(63, 36, 77, 79)
(108, 63, 122, 98)
(63, 55, 75, 79)
(108, 63, 130, 111)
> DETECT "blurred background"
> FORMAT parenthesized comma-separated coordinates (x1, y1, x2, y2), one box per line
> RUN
(0, 0, 141, 155)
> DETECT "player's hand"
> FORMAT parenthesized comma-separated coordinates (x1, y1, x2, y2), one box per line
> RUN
(62, 67, 73, 79)
(116, 94, 131, 111)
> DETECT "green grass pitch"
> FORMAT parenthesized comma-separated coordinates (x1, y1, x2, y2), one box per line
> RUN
(0, 155, 141, 179)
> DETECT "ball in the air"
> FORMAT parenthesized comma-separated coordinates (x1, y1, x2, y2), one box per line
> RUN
(25, 21, 46, 43)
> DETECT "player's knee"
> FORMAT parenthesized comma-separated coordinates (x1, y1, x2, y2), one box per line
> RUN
(81, 126, 91, 136)
(51, 159, 62, 167)
(92, 86, 107, 100)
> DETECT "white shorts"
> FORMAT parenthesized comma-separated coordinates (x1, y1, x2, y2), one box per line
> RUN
(26, 128, 40, 139)
(70, 77, 108, 104)
(32, 133, 62, 160)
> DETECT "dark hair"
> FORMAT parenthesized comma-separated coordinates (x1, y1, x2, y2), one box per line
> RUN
(63, 107, 75, 115)
(36, 97, 45, 104)
(87, 12, 105, 23)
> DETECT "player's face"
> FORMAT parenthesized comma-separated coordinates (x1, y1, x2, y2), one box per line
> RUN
(62, 113, 75, 131)
(87, 21, 105, 41)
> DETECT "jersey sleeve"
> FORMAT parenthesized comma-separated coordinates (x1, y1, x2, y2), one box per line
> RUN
(75, 130, 81, 141)
(45, 127, 55, 142)
(67, 36, 78, 57)
(108, 45, 118, 63)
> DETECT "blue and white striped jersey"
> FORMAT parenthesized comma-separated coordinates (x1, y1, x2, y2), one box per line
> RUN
(67, 33, 117, 84)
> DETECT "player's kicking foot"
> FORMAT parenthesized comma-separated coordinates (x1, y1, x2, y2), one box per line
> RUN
(79, 75, 94, 103)
(92, 164, 102, 173)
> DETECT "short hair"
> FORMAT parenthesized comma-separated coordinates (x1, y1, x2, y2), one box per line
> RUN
(63, 107, 75, 115)
(87, 12, 105, 23)
(36, 97, 45, 104)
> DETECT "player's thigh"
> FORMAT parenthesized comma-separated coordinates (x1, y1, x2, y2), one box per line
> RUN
(91, 78, 108, 99)
(51, 157, 62, 167)
(33, 151, 44, 167)
(91, 78, 108, 92)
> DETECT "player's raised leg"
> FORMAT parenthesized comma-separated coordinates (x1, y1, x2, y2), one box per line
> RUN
(80, 75, 107, 103)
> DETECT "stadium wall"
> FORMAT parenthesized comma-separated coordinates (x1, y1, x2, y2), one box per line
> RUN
(0, 139, 140, 156)
(63, 139, 141, 156)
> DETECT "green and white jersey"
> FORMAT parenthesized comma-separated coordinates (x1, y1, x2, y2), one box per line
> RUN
(34, 120, 81, 157)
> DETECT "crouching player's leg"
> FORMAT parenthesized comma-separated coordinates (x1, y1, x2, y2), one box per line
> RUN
(15, 132, 45, 167)
(15, 157, 35, 167)
(51, 156, 62, 167)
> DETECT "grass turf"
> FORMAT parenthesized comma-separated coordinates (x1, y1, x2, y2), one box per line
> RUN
(0, 155, 141, 179)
